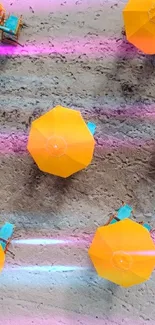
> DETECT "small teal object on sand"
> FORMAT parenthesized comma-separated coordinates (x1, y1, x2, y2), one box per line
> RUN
(87, 122, 96, 136)
(143, 223, 151, 231)
(110, 204, 133, 224)
(0, 223, 14, 251)
(4, 15, 19, 35)
(110, 205, 151, 232)
(117, 204, 133, 220)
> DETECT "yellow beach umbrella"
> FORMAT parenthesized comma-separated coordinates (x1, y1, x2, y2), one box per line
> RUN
(89, 219, 155, 287)
(123, 0, 155, 54)
(27, 105, 95, 178)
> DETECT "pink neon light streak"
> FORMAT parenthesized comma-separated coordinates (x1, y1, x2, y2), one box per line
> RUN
(0, 315, 123, 325)
(0, 37, 138, 57)
(0, 311, 154, 325)
(0, 132, 154, 155)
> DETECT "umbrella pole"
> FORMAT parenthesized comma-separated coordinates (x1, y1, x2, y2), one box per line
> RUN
(104, 213, 119, 225)
(6, 249, 15, 258)
(0, 237, 14, 256)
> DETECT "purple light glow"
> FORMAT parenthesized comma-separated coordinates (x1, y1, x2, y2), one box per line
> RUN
(0, 315, 154, 325)
(0, 131, 154, 155)
(95, 137, 154, 150)
(3, 0, 104, 13)
(2, 102, 155, 121)
(0, 315, 114, 325)
(0, 37, 137, 57)
(88, 106, 155, 120)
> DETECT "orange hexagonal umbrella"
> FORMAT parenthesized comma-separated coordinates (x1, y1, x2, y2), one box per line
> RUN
(89, 219, 155, 287)
(123, 0, 155, 54)
(27, 105, 95, 178)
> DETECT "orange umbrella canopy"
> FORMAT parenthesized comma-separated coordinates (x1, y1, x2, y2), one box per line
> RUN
(123, 0, 155, 54)
(0, 245, 5, 272)
(89, 219, 155, 287)
(27, 106, 95, 178)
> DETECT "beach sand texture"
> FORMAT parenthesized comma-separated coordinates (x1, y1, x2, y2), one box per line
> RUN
(0, 0, 155, 324)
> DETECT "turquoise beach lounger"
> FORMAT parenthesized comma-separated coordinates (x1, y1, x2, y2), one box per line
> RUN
(143, 223, 151, 231)
(109, 205, 151, 232)
(3, 15, 19, 34)
(110, 204, 133, 224)
(0, 223, 14, 251)
(87, 122, 96, 136)
(0, 14, 24, 46)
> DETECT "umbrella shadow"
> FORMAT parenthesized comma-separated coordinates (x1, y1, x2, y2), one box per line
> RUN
(24, 158, 74, 203)
(16, 156, 76, 228)
(147, 147, 155, 180)
(47, 173, 75, 213)
(23, 160, 47, 197)
(111, 31, 140, 102)
(136, 53, 155, 92)
(52, 173, 75, 193)
(117, 29, 138, 57)
(112, 29, 155, 102)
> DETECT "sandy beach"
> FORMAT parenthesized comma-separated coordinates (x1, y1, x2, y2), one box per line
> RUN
(0, 0, 155, 324)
